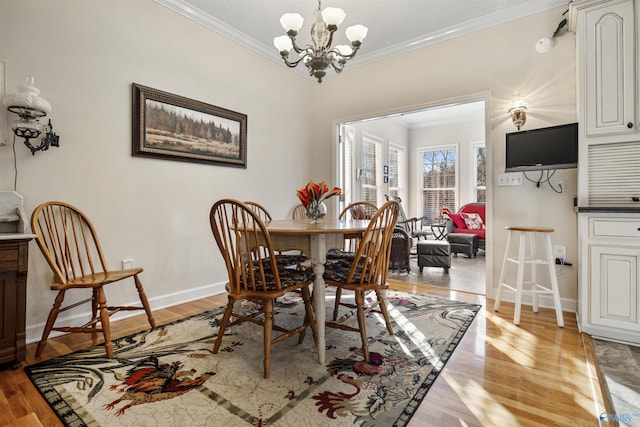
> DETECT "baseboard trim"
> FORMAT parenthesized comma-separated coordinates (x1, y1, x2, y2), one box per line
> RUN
(488, 291, 577, 313)
(25, 281, 227, 344)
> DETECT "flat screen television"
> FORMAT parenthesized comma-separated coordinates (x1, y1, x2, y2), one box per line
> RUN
(505, 123, 578, 172)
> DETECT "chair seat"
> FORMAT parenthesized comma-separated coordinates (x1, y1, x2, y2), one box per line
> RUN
(235, 266, 314, 293)
(323, 259, 365, 284)
(254, 254, 308, 269)
(326, 249, 356, 260)
(274, 254, 308, 266)
(55, 268, 143, 289)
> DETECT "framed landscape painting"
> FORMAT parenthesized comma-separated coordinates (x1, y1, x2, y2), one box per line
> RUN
(132, 83, 247, 168)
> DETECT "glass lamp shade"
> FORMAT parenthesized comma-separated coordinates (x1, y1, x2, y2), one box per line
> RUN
(12, 118, 42, 133)
(280, 13, 304, 32)
(345, 24, 368, 43)
(508, 97, 527, 113)
(321, 7, 345, 27)
(274, 35, 293, 52)
(334, 45, 353, 56)
(3, 76, 51, 115)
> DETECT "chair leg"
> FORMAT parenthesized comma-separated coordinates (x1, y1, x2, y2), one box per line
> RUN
(355, 291, 369, 362)
(134, 274, 156, 328)
(332, 287, 343, 321)
(35, 290, 66, 357)
(376, 289, 394, 335)
(298, 286, 318, 344)
(96, 287, 114, 358)
(91, 288, 99, 346)
(213, 299, 234, 353)
(263, 299, 273, 379)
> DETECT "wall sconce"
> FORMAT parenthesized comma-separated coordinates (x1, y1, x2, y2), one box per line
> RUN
(3, 76, 59, 155)
(508, 96, 527, 130)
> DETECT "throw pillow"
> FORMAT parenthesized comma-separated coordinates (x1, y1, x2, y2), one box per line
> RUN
(462, 212, 485, 230)
(448, 212, 467, 229)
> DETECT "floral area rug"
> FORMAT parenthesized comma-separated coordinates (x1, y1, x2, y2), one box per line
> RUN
(25, 290, 480, 426)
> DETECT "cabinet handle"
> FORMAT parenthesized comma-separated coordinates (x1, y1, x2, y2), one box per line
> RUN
(628, 122, 634, 129)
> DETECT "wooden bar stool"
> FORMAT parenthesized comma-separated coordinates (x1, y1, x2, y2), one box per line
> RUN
(494, 226, 564, 327)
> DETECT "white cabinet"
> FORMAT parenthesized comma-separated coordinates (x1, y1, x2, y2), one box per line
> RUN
(570, 0, 637, 140)
(572, 0, 640, 344)
(578, 213, 640, 344)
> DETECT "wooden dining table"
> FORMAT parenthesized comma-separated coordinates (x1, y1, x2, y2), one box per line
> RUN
(264, 218, 369, 364)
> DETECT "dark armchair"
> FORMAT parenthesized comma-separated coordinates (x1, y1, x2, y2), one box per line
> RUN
(389, 227, 412, 273)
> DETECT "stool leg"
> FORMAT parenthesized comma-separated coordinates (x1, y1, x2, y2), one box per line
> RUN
(529, 232, 539, 313)
(514, 231, 526, 325)
(494, 230, 512, 312)
(544, 233, 564, 327)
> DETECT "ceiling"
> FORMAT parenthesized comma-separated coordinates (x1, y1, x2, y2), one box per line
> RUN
(154, 0, 567, 127)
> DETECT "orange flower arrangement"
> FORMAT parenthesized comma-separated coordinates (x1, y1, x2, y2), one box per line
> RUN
(296, 181, 342, 221)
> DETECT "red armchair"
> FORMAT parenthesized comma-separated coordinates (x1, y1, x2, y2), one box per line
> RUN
(445, 203, 486, 250)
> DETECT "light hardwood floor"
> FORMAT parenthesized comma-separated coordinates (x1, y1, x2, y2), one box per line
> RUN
(0, 283, 607, 426)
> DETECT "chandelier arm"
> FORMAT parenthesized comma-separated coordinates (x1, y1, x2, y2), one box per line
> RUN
(289, 36, 311, 55)
(329, 59, 345, 74)
(327, 45, 361, 61)
(280, 53, 311, 69)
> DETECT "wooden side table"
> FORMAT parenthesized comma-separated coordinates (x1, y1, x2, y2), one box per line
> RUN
(0, 236, 34, 369)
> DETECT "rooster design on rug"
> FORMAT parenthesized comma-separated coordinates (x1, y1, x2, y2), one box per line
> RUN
(104, 356, 215, 416)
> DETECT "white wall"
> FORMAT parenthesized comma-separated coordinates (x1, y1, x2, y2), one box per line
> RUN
(0, 0, 313, 341)
(308, 6, 579, 307)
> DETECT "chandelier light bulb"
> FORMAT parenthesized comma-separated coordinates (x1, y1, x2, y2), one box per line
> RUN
(273, 35, 293, 52)
(321, 7, 345, 28)
(280, 13, 304, 33)
(334, 45, 353, 56)
(345, 24, 368, 44)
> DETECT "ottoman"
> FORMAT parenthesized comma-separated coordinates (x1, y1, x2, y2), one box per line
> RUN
(447, 233, 479, 258)
(417, 240, 451, 273)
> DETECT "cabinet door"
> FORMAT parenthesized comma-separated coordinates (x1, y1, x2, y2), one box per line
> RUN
(584, 0, 636, 136)
(590, 245, 640, 331)
(0, 272, 18, 360)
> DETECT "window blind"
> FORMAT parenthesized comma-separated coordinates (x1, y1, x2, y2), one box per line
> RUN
(588, 142, 640, 205)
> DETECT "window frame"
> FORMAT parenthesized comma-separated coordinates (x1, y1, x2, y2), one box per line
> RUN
(417, 143, 459, 219)
(472, 141, 486, 203)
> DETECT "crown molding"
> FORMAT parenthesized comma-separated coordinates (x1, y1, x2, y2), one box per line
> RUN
(154, 0, 286, 64)
(155, 0, 569, 74)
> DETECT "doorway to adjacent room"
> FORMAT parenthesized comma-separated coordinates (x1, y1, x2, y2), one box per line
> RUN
(335, 97, 489, 295)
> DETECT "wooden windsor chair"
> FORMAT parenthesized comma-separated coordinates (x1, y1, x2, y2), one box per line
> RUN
(323, 200, 399, 362)
(30, 201, 155, 358)
(210, 199, 318, 378)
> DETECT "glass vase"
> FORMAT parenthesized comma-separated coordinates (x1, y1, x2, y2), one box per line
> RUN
(305, 201, 327, 223)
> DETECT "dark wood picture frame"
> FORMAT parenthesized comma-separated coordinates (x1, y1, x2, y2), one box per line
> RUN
(132, 83, 247, 168)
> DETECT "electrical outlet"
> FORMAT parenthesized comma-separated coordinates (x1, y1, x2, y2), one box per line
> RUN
(122, 259, 134, 270)
(553, 245, 566, 260)
(497, 173, 524, 186)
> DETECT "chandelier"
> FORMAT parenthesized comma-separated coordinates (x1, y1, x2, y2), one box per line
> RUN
(273, 1, 368, 83)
